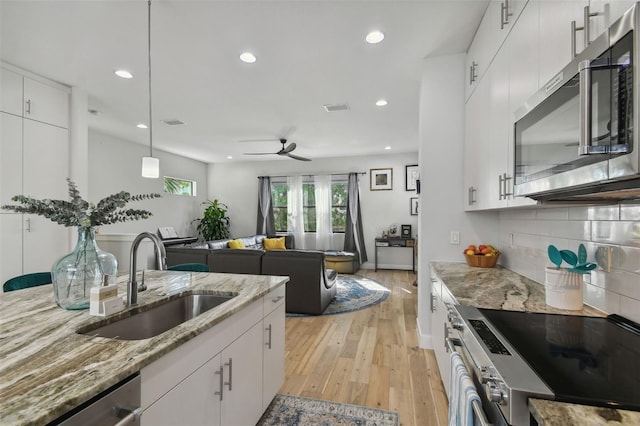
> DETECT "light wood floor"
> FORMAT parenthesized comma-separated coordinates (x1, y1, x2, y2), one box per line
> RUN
(279, 269, 449, 426)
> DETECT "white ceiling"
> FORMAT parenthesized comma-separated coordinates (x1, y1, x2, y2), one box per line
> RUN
(1, 0, 488, 164)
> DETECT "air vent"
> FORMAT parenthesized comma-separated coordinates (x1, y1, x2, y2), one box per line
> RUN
(161, 119, 185, 126)
(323, 103, 350, 112)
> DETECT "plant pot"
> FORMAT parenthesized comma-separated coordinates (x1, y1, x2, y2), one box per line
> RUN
(544, 267, 583, 310)
(52, 227, 118, 310)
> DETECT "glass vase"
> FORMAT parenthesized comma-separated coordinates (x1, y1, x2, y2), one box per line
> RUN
(52, 227, 118, 310)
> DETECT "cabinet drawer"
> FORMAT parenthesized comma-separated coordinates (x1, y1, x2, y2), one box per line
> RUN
(263, 285, 286, 313)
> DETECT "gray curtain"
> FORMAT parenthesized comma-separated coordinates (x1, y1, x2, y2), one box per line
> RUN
(344, 173, 367, 263)
(256, 176, 275, 235)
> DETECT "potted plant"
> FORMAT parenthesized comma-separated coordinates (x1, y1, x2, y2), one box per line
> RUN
(194, 199, 231, 241)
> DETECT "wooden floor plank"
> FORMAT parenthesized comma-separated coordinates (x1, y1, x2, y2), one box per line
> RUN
(280, 269, 448, 426)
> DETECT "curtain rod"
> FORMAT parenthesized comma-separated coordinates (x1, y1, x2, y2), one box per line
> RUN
(258, 172, 366, 179)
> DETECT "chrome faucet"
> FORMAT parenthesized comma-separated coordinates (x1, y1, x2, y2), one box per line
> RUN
(127, 232, 167, 306)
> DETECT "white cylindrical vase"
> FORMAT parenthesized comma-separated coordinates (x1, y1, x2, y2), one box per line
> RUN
(544, 267, 584, 310)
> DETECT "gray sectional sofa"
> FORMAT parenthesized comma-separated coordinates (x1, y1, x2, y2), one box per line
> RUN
(165, 234, 337, 315)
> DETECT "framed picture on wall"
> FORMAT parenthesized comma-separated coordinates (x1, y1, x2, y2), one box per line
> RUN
(370, 168, 393, 191)
(405, 165, 419, 191)
(410, 197, 419, 215)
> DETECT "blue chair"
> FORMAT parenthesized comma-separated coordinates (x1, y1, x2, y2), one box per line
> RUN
(167, 263, 210, 272)
(3, 272, 53, 292)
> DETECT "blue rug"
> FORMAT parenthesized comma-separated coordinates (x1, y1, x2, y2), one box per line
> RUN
(257, 394, 399, 426)
(288, 275, 390, 317)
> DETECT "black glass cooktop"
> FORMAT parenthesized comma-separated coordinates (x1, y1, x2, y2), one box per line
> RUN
(479, 309, 640, 411)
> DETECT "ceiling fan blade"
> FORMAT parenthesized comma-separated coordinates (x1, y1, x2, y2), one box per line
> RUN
(287, 153, 311, 162)
(238, 138, 280, 143)
(244, 152, 276, 156)
(283, 142, 297, 153)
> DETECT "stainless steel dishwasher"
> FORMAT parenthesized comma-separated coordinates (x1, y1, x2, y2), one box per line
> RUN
(51, 373, 141, 426)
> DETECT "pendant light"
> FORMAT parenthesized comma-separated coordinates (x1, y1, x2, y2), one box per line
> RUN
(142, 0, 159, 178)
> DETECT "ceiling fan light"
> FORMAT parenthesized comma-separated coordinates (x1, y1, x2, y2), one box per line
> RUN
(239, 52, 257, 63)
(142, 156, 160, 178)
(366, 30, 385, 44)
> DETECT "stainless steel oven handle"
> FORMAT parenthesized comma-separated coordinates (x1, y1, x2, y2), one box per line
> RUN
(114, 408, 142, 426)
(446, 338, 493, 426)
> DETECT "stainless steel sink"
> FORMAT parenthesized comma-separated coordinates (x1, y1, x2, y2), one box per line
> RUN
(78, 293, 236, 340)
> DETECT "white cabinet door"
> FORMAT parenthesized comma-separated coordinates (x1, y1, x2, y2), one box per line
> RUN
(538, 0, 589, 87)
(464, 76, 490, 211)
(263, 302, 285, 410)
(430, 277, 450, 398)
(23, 119, 69, 200)
(0, 214, 23, 283)
(23, 77, 69, 129)
(465, 1, 502, 102)
(1, 68, 23, 116)
(486, 47, 510, 209)
(1, 112, 22, 206)
(142, 353, 222, 426)
(23, 215, 69, 274)
(220, 322, 264, 426)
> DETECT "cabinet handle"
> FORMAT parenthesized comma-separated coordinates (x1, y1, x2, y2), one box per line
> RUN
(25, 99, 31, 115)
(571, 20, 584, 59)
(500, 0, 513, 29)
(114, 407, 142, 426)
(25, 217, 31, 232)
(272, 295, 284, 303)
(469, 61, 478, 85)
(503, 174, 513, 197)
(265, 324, 272, 349)
(498, 174, 504, 200)
(224, 358, 233, 391)
(583, 5, 603, 47)
(468, 186, 477, 205)
(214, 366, 224, 401)
(430, 294, 436, 313)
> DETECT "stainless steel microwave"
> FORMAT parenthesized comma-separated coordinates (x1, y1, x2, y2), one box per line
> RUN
(513, 2, 640, 202)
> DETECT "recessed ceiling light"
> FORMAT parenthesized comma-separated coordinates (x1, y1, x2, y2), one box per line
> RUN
(385, 146, 391, 150)
(239, 52, 257, 63)
(376, 99, 388, 107)
(227, 156, 233, 160)
(137, 123, 148, 129)
(114, 69, 134, 79)
(366, 30, 385, 44)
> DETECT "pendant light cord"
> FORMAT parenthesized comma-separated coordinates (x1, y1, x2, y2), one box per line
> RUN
(147, 0, 153, 157)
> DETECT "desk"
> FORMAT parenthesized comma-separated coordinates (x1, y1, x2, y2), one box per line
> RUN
(374, 238, 415, 272)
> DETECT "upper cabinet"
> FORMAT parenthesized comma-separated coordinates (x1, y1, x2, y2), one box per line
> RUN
(465, 0, 528, 102)
(1, 67, 69, 129)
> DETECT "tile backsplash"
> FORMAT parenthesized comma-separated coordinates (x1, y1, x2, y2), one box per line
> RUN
(498, 203, 640, 323)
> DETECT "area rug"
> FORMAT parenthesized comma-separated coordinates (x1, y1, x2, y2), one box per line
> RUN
(257, 394, 399, 426)
(288, 274, 390, 317)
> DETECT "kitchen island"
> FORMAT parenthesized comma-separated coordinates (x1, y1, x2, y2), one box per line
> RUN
(430, 262, 640, 426)
(0, 270, 288, 425)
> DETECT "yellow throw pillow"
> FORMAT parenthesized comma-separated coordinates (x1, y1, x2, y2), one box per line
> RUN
(263, 237, 286, 251)
(227, 239, 245, 249)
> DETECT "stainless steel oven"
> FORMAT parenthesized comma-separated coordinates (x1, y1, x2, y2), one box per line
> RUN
(513, 3, 639, 202)
(446, 306, 640, 426)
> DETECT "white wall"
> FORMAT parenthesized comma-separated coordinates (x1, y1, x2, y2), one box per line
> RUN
(417, 54, 498, 348)
(499, 204, 640, 323)
(208, 152, 419, 270)
(88, 130, 208, 237)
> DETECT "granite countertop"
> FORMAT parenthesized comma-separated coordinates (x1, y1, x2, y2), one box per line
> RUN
(0, 270, 288, 426)
(429, 261, 603, 316)
(429, 262, 640, 425)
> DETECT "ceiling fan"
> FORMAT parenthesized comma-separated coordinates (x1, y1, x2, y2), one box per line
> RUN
(243, 138, 311, 162)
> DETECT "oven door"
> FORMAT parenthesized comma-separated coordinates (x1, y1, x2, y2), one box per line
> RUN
(446, 337, 507, 426)
(513, 5, 637, 198)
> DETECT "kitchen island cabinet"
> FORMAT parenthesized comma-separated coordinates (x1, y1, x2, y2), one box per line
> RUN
(0, 270, 288, 425)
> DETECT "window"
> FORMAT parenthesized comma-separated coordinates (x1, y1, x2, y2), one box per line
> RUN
(271, 180, 347, 233)
(164, 176, 197, 196)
